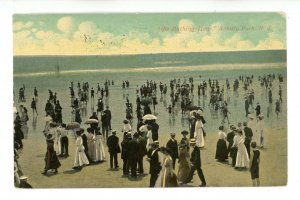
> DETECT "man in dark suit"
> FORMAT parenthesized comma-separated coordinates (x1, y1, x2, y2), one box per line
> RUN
(104, 106, 112, 130)
(150, 120, 159, 141)
(127, 132, 139, 177)
(166, 132, 179, 169)
(184, 138, 206, 187)
(101, 112, 109, 139)
(107, 130, 120, 169)
(243, 122, 253, 157)
(147, 141, 161, 187)
(226, 125, 236, 166)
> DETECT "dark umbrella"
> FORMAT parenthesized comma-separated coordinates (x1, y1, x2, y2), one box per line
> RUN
(186, 105, 201, 111)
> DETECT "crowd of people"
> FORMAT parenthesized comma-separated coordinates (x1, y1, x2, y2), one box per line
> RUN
(13, 72, 284, 188)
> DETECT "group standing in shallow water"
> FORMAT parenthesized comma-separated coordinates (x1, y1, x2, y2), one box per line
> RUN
(13, 72, 283, 187)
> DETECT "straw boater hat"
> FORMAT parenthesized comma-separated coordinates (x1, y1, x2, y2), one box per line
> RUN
(20, 176, 28, 181)
(152, 140, 159, 146)
(190, 138, 196, 144)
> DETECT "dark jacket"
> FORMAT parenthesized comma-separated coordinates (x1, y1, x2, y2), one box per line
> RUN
(137, 136, 147, 157)
(189, 119, 196, 138)
(81, 134, 88, 151)
(226, 131, 235, 148)
(190, 146, 201, 167)
(121, 138, 129, 160)
(107, 135, 120, 154)
(104, 109, 111, 120)
(101, 113, 109, 126)
(151, 122, 159, 141)
(244, 127, 253, 140)
(127, 138, 139, 159)
(149, 149, 161, 175)
(166, 139, 179, 159)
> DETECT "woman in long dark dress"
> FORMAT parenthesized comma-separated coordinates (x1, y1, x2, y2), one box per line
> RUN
(177, 143, 191, 183)
(215, 126, 228, 162)
(42, 136, 61, 175)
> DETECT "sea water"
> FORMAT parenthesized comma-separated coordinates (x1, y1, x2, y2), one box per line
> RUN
(13, 51, 287, 140)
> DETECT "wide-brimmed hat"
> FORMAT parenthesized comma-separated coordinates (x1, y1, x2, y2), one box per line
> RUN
(181, 130, 189, 135)
(160, 146, 171, 155)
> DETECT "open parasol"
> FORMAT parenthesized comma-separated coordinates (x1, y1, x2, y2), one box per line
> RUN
(84, 119, 99, 124)
(66, 122, 80, 130)
(142, 114, 157, 120)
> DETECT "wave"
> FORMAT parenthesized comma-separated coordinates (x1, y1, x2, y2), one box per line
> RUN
(13, 62, 286, 78)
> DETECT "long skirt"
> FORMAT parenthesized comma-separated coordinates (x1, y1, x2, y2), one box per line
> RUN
(155, 168, 178, 187)
(215, 139, 228, 161)
(177, 160, 191, 183)
(235, 145, 249, 168)
(74, 148, 89, 167)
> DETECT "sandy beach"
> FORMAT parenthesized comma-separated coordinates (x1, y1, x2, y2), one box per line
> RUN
(17, 124, 287, 188)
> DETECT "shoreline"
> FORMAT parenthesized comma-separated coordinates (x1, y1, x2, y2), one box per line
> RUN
(14, 63, 286, 78)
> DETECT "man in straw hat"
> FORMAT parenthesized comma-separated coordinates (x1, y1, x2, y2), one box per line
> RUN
(147, 141, 161, 187)
(18, 176, 33, 188)
(183, 138, 206, 187)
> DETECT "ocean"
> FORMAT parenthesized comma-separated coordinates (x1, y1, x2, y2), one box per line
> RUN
(13, 50, 287, 139)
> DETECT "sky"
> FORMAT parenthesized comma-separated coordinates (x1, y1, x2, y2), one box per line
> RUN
(13, 13, 286, 55)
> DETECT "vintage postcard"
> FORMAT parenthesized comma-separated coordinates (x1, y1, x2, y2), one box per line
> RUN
(13, 13, 286, 188)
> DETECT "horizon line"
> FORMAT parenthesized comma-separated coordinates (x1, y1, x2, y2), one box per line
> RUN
(13, 49, 287, 57)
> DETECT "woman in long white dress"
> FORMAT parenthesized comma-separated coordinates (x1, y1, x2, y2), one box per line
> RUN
(94, 131, 105, 162)
(194, 114, 205, 148)
(146, 125, 153, 150)
(232, 130, 249, 168)
(74, 131, 89, 169)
